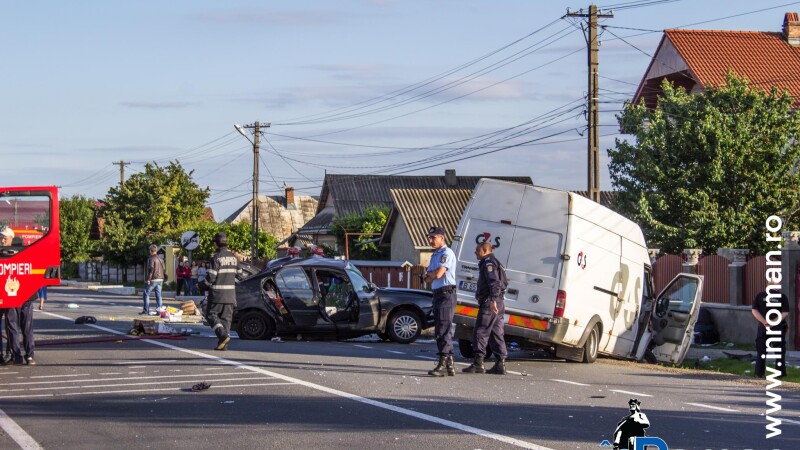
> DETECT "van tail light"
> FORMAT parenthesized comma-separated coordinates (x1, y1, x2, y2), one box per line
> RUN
(554, 290, 566, 318)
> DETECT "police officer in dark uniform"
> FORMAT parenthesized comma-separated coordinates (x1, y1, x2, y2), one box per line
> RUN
(463, 241, 508, 375)
(424, 226, 457, 377)
(203, 232, 238, 351)
(751, 290, 790, 378)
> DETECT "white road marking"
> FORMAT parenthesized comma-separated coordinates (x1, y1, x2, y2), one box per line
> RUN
(127, 366, 146, 369)
(28, 377, 269, 392)
(779, 418, 800, 426)
(414, 355, 438, 360)
(0, 372, 268, 388)
(0, 372, 21, 376)
(204, 367, 225, 370)
(610, 389, 652, 398)
(0, 383, 294, 400)
(0, 406, 43, 449)
(113, 360, 177, 365)
(551, 379, 590, 386)
(29, 374, 90, 379)
(352, 345, 372, 349)
(44, 311, 553, 450)
(685, 402, 739, 412)
(98, 372, 122, 375)
(386, 350, 405, 355)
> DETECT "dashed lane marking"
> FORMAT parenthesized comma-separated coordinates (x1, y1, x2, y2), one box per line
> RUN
(610, 389, 652, 397)
(685, 402, 739, 412)
(352, 345, 372, 349)
(0, 372, 269, 388)
(386, 350, 405, 355)
(0, 383, 294, 400)
(551, 379, 590, 386)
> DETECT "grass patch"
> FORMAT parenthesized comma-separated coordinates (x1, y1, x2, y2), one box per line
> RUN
(679, 357, 800, 383)
(691, 342, 754, 351)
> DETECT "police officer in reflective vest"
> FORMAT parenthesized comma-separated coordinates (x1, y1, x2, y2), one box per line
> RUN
(204, 232, 238, 351)
(424, 226, 457, 377)
(463, 241, 508, 374)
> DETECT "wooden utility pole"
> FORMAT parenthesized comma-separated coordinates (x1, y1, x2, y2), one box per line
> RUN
(238, 122, 270, 263)
(565, 5, 613, 203)
(112, 160, 130, 187)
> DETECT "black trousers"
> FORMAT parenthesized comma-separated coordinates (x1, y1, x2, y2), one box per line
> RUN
(755, 325, 787, 377)
(472, 302, 507, 359)
(432, 290, 456, 355)
(206, 302, 234, 338)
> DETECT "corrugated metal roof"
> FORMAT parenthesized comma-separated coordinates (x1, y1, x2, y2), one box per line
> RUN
(318, 173, 532, 217)
(298, 205, 336, 233)
(389, 188, 473, 248)
(633, 23, 800, 108)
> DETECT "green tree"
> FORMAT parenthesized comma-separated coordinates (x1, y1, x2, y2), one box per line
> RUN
(609, 72, 800, 254)
(59, 195, 98, 277)
(99, 161, 210, 280)
(332, 205, 390, 260)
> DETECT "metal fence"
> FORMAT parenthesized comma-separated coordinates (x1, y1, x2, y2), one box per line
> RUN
(697, 255, 730, 304)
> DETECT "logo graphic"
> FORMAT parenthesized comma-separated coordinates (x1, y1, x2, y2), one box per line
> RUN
(4, 277, 19, 297)
(577, 251, 587, 269)
(475, 232, 501, 249)
(609, 399, 668, 450)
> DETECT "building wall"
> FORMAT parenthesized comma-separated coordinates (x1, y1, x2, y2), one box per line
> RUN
(390, 215, 421, 264)
(645, 38, 690, 80)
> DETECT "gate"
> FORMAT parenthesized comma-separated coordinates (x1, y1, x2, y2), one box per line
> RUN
(743, 255, 767, 306)
(652, 254, 683, 295)
(696, 255, 730, 304)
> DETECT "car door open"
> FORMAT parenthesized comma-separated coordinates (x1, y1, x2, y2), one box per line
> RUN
(648, 274, 704, 365)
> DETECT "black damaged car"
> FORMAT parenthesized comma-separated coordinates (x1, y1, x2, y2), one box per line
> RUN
(233, 258, 434, 344)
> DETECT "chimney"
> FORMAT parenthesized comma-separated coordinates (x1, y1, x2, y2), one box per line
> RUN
(444, 169, 457, 187)
(285, 185, 295, 207)
(783, 12, 800, 46)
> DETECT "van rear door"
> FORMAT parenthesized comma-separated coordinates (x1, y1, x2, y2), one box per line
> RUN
(648, 274, 704, 365)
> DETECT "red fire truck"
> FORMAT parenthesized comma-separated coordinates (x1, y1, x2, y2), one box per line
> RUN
(0, 186, 61, 308)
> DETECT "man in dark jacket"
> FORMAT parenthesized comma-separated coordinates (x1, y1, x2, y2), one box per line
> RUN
(141, 244, 165, 315)
(463, 241, 508, 375)
(203, 233, 238, 351)
(752, 290, 790, 378)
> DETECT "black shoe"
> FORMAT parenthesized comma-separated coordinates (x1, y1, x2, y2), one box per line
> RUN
(138, 311, 149, 315)
(428, 356, 446, 377)
(462, 356, 485, 374)
(215, 335, 231, 351)
(8, 358, 24, 366)
(445, 354, 456, 376)
(487, 358, 506, 375)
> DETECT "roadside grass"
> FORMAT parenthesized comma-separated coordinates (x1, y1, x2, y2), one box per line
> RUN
(693, 342, 754, 351)
(678, 357, 800, 383)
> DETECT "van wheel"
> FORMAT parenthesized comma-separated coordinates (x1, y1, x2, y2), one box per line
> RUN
(582, 325, 600, 363)
(459, 339, 474, 358)
(458, 339, 493, 360)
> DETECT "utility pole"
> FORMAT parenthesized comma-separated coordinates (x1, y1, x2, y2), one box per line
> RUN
(565, 5, 613, 203)
(112, 160, 130, 187)
(237, 122, 271, 263)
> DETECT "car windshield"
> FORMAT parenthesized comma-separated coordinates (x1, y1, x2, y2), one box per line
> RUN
(345, 265, 370, 293)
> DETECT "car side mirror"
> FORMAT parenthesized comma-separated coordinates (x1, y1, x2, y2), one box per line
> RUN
(366, 282, 378, 292)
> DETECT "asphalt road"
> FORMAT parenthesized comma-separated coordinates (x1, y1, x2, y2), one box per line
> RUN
(0, 287, 798, 450)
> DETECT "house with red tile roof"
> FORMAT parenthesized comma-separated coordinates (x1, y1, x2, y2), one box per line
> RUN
(632, 12, 800, 109)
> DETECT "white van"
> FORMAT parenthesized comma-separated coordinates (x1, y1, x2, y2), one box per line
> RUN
(451, 179, 703, 364)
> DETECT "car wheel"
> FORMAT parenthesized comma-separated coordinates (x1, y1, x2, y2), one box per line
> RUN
(387, 310, 421, 344)
(237, 310, 274, 340)
(581, 325, 600, 363)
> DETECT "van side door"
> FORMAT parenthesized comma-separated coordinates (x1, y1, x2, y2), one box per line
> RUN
(648, 274, 704, 365)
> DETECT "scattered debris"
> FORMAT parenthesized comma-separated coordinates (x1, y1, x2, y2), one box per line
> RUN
(271, 336, 284, 343)
(74, 316, 97, 325)
(191, 382, 211, 392)
(67, 303, 79, 309)
(723, 351, 755, 361)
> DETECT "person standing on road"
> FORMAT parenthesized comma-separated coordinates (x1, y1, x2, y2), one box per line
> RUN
(424, 226, 457, 377)
(197, 261, 208, 297)
(203, 232, 238, 351)
(751, 290, 790, 378)
(188, 261, 199, 295)
(141, 244, 165, 315)
(463, 241, 508, 375)
(0, 227, 23, 365)
(38, 287, 46, 310)
(175, 260, 188, 296)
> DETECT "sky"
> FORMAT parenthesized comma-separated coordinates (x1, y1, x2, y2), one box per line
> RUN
(1, 0, 797, 221)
